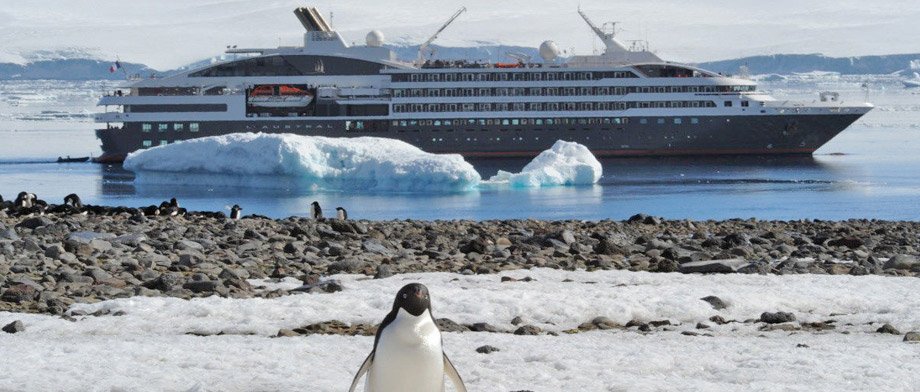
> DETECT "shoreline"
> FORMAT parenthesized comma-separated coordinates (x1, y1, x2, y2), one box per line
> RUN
(1, 205, 919, 316)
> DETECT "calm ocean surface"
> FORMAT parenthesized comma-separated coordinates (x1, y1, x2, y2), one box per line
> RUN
(1, 76, 919, 221)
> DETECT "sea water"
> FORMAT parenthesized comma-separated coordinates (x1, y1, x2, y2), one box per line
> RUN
(1, 76, 919, 221)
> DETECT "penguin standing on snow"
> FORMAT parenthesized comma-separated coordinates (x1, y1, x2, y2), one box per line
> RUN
(310, 201, 323, 220)
(336, 207, 348, 220)
(349, 283, 467, 392)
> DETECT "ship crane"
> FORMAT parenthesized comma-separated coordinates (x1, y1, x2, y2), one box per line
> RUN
(577, 7, 630, 55)
(417, 6, 467, 66)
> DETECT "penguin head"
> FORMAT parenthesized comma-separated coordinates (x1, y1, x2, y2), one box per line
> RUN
(392, 283, 431, 317)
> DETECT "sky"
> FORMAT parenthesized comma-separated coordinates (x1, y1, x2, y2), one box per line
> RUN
(1, 0, 918, 69)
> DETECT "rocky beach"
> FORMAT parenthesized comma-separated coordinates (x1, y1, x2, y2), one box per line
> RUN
(2, 203, 919, 317)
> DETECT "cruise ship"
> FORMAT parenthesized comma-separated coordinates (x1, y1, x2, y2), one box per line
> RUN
(94, 6, 873, 163)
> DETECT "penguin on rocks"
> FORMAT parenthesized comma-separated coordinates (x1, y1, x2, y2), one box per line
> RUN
(230, 204, 243, 220)
(14, 192, 33, 209)
(349, 283, 467, 392)
(310, 201, 323, 220)
(64, 193, 83, 209)
(336, 207, 348, 220)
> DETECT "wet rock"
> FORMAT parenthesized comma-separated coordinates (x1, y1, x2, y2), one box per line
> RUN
(374, 265, 393, 279)
(468, 322, 499, 332)
(183, 280, 220, 293)
(513, 325, 542, 335)
(700, 295, 728, 310)
(476, 345, 500, 354)
(876, 323, 901, 335)
(679, 259, 750, 274)
(884, 255, 918, 270)
(435, 318, 468, 333)
(760, 312, 796, 324)
(2, 320, 24, 334)
(1, 284, 39, 303)
(17, 216, 53, 230)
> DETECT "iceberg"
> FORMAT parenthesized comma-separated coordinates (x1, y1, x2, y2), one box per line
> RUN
(124, 133, 481, 192)
(486, 140, 602, 187)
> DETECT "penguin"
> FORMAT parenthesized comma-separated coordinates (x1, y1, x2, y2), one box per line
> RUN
(336, 207, 348, 220)
(230, 204, 243, 220)
(349, 283, 467, 392)
(64, 193, 83, 209)
(15, 192, 33, 209)
(142, 205, 160, 217)
(310, 201, 323, 220)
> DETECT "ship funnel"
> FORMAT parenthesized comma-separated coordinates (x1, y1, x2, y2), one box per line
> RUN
(294, 7, 333, 32)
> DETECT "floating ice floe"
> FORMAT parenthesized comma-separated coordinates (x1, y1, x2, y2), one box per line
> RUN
(125, 134, 602, 191)
(486, 140, 603, 187)
(124, 133, 482, 192)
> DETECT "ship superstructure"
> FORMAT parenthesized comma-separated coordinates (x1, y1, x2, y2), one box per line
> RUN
(94, 7, 872, 163)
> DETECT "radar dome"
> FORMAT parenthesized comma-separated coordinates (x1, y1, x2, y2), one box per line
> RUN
(366, 30, 385, 47)
(539, 40, 560, 62)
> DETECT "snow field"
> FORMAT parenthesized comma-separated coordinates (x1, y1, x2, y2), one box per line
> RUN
(1, 269, 918, 391)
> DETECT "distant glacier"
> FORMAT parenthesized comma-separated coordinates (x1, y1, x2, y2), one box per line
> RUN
(2, 47, 919, 80)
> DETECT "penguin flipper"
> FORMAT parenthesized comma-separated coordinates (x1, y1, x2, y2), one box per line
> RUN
(443, 353, 467, 392)
(348, 352, 373, 392)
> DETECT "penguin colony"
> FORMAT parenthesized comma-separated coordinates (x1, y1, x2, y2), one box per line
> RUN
(1, 193, 350, 222)
(349, 283, 467, 392)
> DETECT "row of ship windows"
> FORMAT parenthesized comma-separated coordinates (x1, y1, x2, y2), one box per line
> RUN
(390, 117, 702, 128)
(392, 101, 718, 113)
(392, 85, 755, 98)
(141, 123, 201, 132)
(142, 140, 170, 148)
(392, 71, 637, 83)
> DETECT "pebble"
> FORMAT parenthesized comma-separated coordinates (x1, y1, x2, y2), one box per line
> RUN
(760, 312, 796, 324)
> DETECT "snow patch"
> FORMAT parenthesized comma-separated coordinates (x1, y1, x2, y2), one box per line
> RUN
(123, 133, 481, 192)
(487, 140, 602, 187)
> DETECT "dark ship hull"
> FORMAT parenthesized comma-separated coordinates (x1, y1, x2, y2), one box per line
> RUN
(94, 113, 862, 163)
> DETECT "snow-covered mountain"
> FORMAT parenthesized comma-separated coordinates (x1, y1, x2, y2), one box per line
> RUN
(1, 0, 919, 70)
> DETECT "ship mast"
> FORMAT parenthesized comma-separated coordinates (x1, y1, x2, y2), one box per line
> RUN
(417, 7, 467, 66)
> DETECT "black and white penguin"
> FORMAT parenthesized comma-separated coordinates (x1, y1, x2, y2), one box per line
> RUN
(230, 204, 243, 220)
(64, 193, 83, 208)
(142, 205, 160, 217)
(310, 201, 323, 220)
(349, 283, 467, 392)
(14, 192, 33, 209)
(336, 207, 348, 220)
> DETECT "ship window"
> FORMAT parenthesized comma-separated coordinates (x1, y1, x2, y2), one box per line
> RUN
(174, 123, 184, 131)
(741, 101, 750, 107)
(142, 140, 152, 147)
(674, 118, 682, 125)
(158, 124, 168, 132)
(724, 101, 733, 107)
(160, 140, 168, 146)
(657, 118, 665, 124)
(142, 123, 152, 132)
(640, 119, 648, 124)
(190, 123, 200, 132)
(691, 118, 699, 124)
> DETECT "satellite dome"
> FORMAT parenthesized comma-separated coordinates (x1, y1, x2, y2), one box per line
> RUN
(366, 30, 385, 47)
(539, 40, 560, 62)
